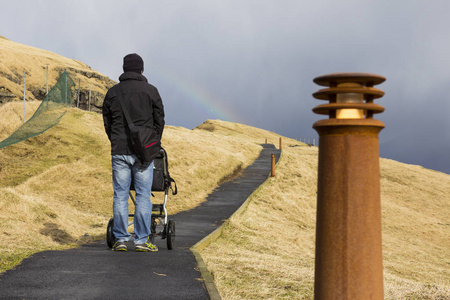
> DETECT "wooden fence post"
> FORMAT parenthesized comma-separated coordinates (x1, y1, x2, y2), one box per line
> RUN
(271, 154, 276, 177)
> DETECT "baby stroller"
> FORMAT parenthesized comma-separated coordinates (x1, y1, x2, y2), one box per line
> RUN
(106, 148, 178, 250)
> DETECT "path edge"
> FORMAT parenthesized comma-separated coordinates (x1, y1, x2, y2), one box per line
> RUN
(190, 148, 283, 300)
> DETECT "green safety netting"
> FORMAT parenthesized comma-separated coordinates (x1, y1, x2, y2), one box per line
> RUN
(0, 71, 75, 149)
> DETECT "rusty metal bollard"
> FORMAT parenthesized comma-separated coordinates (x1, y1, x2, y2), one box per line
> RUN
(279, 137, 282, 150)
(270, 154, 276, 177)
(312, 73, 386, 300)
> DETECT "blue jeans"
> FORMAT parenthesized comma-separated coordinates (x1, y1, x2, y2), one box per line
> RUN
(111, 154, 153, 245)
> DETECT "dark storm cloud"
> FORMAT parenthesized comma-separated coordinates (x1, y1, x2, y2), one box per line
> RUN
(1, 0, 449, 173)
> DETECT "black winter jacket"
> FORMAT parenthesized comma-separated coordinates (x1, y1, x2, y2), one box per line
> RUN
(102, 72, 165, 155)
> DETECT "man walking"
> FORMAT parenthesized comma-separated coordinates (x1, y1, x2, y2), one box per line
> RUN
(102, 53, 165, 252)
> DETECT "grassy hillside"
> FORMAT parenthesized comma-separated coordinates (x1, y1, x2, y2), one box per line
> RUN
(0, 101, 293, 273)
(1, 103, 448, 299)
(0, 36, 115, 110)
(200, 141, 450, 299)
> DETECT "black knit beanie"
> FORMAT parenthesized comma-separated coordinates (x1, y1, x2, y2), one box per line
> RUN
(123, 53, 144, 73)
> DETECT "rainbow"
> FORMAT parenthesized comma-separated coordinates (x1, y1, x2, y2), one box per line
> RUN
(151, 65, 241, 123)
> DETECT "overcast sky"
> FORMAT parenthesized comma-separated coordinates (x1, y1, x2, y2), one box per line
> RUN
(2, 1, 449, 174)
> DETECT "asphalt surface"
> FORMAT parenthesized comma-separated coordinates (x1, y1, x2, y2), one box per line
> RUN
(0, 144, 281, 300)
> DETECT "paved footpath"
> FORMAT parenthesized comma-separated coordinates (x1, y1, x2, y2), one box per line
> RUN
(0, 144, 281, 300)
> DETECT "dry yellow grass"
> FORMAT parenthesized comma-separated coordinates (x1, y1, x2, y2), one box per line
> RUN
(0, 102, 291, 273)
(0, 102, 113, 271)
(201, 146, 318, 299)
(0, 36, 114, 107)
(200, 146, 450, 299)
(0, 100, 41, 141)
(1, 99, 448, 299)
(380, 160, 450, 299)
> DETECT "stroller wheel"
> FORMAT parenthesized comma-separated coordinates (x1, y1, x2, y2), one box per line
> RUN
(106, 218, 116, 248)
(166, 220, 175, 250)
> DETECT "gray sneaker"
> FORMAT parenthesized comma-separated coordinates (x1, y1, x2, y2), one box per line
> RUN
(112, 241, 127, 251)
(135, 240, 158, 252)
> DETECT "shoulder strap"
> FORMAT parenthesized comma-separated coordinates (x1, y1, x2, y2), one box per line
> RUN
(117, 96, 137, 131)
